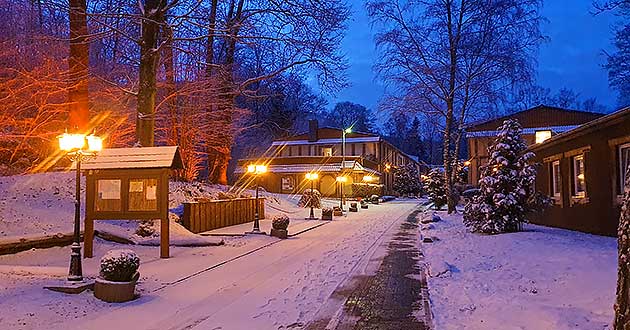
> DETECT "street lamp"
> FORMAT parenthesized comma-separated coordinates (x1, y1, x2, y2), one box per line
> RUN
(58, 131, 103, 282)
(246, 164, 267, 234)
(305, 172, 319, 220)
(340, 126, 352, 208)
(336, 175, 348, 210)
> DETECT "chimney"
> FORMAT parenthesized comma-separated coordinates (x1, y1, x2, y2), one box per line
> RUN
(308, 119, 319, 142)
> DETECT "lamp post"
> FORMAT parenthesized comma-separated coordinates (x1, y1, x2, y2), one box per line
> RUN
(58, 131, 103, 282)
(305, 172, 319, 220)
(336, 175, 347, 210)
(340, 127, 352, 208)
(246, 164, 267, 234)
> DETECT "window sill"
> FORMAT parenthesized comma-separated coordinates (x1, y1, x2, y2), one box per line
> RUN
(570, 196, 589, 206)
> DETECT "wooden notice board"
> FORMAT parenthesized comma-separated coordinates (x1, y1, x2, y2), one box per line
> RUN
(81, 147, 183, 258)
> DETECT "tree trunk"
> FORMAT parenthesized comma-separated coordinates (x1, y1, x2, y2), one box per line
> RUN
(137, 0, 166, 147)
(207, 0, 244, 184)
(615, 166, 630, 330)
(68, 0, 89, 132)
(163, 24, 178, 147)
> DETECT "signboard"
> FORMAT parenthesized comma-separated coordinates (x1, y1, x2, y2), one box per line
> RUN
(82, 147, 183, 259)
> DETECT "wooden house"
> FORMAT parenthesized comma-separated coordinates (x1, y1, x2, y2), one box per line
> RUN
(529, 107, 630, 236)
(236, 120, 423, 197)
(466, 105, 604, 186)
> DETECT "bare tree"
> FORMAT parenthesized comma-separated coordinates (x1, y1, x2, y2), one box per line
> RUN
(68, 0, 90, 131)
(367, 0, 544, 213)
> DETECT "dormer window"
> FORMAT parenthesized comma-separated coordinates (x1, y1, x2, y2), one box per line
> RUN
(535, 130, 552, 144)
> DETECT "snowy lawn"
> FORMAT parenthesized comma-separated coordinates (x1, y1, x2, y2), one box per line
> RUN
(0, 172, 306, 245)
(423, 210, 616, 330)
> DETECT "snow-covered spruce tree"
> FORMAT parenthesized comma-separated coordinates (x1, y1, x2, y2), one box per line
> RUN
(424, 168, 447, 209)
(463, 119, 537, 234)
(614, 165, 630, 330)
(393, 163, 422, 196)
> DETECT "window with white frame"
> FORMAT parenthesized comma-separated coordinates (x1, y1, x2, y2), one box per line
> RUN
(620, 143, 630, 194)
(572, 155, 586, 197)
(551, 160, 561, 197)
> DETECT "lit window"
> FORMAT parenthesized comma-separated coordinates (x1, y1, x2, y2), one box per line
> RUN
(322, 147, 333, 157)
(619, 143, 630, 194)
(572, 155, 586, 197)
(551, 160, 561, 197)
(535, 130, 552, 144)
(281, 177, 294, 191)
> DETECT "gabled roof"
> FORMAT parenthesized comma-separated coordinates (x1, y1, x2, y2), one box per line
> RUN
(80, 146, 184, 170)
(275, 126, 378, 142)
(466, 105, 604, 132)
(529, 106, 630, 152)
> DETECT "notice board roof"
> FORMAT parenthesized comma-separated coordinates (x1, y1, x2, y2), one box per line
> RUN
(80, 146, 184, 170)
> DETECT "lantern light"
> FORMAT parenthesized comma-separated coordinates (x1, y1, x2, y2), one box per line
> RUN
(305, 172, 318, 180)
(363, 175, 373, 182)
(336, 176, 348, 183)
(58, 133, 86, 151)
(86, 134, 103, 152)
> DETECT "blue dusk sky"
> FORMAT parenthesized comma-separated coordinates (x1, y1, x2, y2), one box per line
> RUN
(325, 0, 619, 113)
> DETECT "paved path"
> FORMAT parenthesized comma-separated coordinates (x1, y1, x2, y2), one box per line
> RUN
(309, 207, 431, 330)
(67, 200, 423, 330)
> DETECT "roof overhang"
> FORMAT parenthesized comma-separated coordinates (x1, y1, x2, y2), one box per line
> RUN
(271, 136, 381, 146)
(466, 125, 580, 138)
(78, 146, 184, 170)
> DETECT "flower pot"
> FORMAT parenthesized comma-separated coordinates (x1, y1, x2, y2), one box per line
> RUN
(270, 228, 288, 239)
(94, 272, 139, 303)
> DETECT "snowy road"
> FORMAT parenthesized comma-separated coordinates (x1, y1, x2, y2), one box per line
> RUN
(68, 200, 421, 330)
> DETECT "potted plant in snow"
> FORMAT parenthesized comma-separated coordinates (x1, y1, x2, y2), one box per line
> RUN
(94, 249, 140, 303)
(321, 207, 333, 220)
(270, 214, 290, 239)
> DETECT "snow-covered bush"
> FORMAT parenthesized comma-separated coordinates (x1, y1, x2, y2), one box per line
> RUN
(135, 220, 155, 237)
(393, 163, 422, 196)
(463, 119, 545, 234)
(99, 249, 140, 282)
(298, 188, 321, 208)
(351, 183, 383, 198)
(272, 214, 290, 230)
(424, 168, 447, 210)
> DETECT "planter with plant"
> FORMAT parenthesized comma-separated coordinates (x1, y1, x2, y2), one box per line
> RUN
(94, 249, 140, 303)
(270, 214, 290, 239)
(321, 207, 333, 220)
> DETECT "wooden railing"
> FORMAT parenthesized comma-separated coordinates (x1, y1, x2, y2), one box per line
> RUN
(181, 198, 265, 234)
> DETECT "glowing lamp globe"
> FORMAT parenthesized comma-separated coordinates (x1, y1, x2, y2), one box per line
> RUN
(58, 133, 86, 151)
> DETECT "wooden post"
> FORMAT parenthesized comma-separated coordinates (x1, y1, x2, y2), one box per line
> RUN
(84, 217, 94, 258)
(161, 216, 169, 258)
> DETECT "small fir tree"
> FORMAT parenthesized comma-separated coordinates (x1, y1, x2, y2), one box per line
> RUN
(463, 119, 537, 234)
(393, 163, 422, 196)
(424, 168, 446, 209)
(614, 165, 630, 330)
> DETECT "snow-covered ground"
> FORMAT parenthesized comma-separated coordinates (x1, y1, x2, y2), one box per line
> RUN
(423, 210, 616, 330)
(0, 199, 419, 330)
(0, 172, 306, 245)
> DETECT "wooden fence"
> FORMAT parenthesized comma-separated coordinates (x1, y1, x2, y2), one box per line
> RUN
(181, 198, 265, 234)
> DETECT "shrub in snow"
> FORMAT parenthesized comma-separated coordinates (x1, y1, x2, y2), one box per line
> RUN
(99, 249, 140, 282)
(424, 168, 447, 210)
(272, 214, 290, 230)
(393, 163, 422, 196)
(463, 119, 546, 234)
(351, 183, 383, 198)
(135, 220, 155, 237)
(615, 165, 630, 329)
(298, 188, 321, 208)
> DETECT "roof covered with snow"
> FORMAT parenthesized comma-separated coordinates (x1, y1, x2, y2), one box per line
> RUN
(79, 146, 184, 170)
